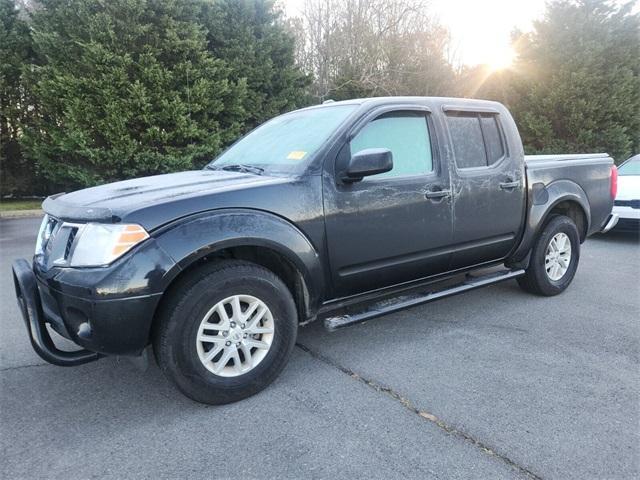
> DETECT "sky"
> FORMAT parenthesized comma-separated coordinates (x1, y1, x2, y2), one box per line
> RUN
(429, 0, 546, 67)
(283, 0, 637, 68)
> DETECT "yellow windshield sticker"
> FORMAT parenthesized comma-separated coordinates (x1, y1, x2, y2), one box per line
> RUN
(287, 150, 307, 160)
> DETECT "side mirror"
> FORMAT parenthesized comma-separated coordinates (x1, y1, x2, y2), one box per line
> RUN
(342, 148, 393, 183)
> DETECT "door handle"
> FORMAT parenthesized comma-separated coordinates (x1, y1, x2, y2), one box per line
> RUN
(425, 189, 451, 200)
(499, 180, 520, 190)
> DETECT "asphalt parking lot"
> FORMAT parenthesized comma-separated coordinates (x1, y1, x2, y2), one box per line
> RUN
(1, 216, 638, 479)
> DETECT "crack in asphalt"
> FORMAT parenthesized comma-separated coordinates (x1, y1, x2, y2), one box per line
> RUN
(0, 362, 49, 373)
(296, 342, 543, 480)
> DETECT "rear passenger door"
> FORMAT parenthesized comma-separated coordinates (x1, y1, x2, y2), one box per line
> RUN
(445, 109, 525, 269)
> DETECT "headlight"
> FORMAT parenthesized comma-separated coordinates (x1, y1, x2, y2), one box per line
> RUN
(69, 223, 149, 267)
(35, 214, 53, 256)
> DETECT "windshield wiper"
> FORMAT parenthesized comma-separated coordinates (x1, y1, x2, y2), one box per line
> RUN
(207, 163, 265, 175)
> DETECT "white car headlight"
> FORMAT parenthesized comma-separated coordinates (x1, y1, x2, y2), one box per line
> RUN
(69, 223, 149, 267)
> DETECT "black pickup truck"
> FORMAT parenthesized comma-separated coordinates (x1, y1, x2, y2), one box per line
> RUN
(13, 97, 619, 404)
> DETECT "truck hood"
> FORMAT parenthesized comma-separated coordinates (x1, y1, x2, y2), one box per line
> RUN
(43, 170, 289, 228)
(616, 175, 640, 201)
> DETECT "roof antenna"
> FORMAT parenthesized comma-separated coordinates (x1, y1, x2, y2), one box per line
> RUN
(322, 99, 335, 104)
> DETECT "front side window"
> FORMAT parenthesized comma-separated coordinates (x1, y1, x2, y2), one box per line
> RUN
(350, 112, 433, 179)
(447, 113, 505, 169)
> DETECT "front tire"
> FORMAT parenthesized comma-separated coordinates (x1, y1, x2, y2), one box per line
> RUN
(517, 215, 581, 296)
(154, 260, 298, 404)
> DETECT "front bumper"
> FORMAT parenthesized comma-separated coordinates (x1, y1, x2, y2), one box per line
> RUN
(12, 259, 101, 366)
(11, 239, 176, 366)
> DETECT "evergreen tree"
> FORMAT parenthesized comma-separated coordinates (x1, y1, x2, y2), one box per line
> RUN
(508, 0, 639, 162)
(0, 0, 37, 196)
(203, 0, 310, 128)
(22, 0, 247, 191)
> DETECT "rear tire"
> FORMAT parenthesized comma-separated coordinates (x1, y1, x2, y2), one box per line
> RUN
(517, 215, 580, 296)
(153, 260, 298, 404)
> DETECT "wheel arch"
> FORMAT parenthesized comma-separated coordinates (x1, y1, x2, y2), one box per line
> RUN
(507, 180, 590, 266)
(546, 199, 588, 241)
(152, 209, 325, 326)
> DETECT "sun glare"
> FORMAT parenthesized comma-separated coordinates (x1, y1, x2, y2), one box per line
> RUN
(485, 46, 516, 71)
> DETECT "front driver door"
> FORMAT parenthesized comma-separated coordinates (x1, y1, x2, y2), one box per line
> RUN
(323, 109, 453, 298)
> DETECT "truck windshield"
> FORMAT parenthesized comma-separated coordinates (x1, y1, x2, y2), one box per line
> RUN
(208, 105, 357, 175)
(618, 156, 640, 176)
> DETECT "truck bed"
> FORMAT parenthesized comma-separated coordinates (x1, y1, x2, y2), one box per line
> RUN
(524, 152, 614, 238)
(524, 153, 611, 166)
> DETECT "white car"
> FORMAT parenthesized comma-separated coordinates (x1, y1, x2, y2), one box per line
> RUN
(613, 154, 640, 232)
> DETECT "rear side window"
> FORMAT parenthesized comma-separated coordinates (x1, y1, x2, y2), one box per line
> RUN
(446, 113, 505, 169)
(350, 112, 433, 179)
(446, 115, 486, 168)
(480, 115, 505, 163)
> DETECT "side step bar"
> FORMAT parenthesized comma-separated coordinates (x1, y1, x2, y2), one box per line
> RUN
(323, 269, 525, 331)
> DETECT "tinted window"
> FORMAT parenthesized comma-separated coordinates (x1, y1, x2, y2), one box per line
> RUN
(446, 115, 487, 168)
(480, 115, 505, 164)
(350, 113, 432, 179)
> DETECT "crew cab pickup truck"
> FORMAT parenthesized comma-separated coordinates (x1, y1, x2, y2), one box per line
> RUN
(13, 97, 619, 404)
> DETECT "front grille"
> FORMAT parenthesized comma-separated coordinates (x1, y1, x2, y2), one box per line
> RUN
(37, 218, 81, 268)
(614, 199, 640, 209)
(64, 228, 78, 259)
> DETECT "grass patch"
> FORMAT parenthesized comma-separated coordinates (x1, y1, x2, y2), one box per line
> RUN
(0, 199, 43, 211)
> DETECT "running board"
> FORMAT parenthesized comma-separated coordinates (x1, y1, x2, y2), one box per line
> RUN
(323, 269, 525, 331)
